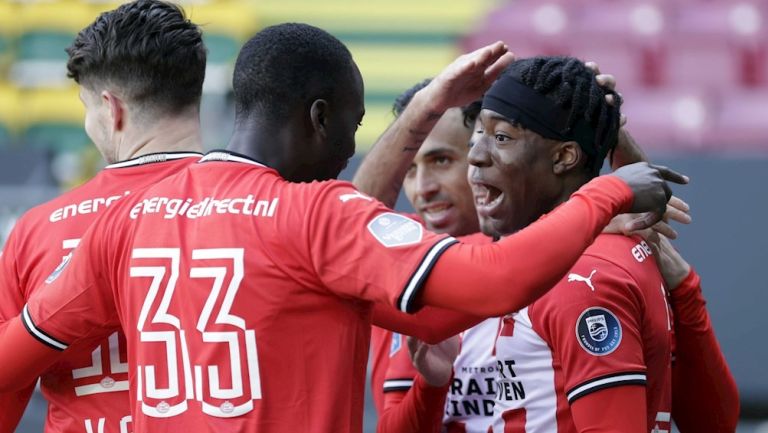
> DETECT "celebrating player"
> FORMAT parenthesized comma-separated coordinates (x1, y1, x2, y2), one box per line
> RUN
(388, 56, 737, 433)
(0, 25, 683, 433)
(364, 79, 483, 417)
(359, 53, 654, 433)
(0, 1, 205, 432)
(481, 57, 736, 433)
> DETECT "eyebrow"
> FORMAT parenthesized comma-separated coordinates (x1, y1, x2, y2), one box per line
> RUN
(488, 114, 524, 129)
(422, 147, 459, 158)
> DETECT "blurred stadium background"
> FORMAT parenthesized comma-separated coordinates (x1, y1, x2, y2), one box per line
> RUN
(0, 0, 766, 431)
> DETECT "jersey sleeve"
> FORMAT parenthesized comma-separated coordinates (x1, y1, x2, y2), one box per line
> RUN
(382, 332, 419, 394)
(22, 217, 120, 351)
(0, 381, 34, 433)
(570, 384, 647, 433)
(669, 269, 739, 432)
(419, 175, 634, 317)
(378, 375, 448, 433)
(372, 303, 482, 344)
(306, 182, 457, 312)
(535, 257, 647, 404)
(0, 224, 26, 324)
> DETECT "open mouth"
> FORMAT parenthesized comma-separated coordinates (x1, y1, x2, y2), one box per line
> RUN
(472, 183, 503, 216)
(420, 202, 454, 227)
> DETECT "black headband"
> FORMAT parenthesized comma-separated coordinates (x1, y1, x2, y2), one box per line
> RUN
(482, 75, 598, 157)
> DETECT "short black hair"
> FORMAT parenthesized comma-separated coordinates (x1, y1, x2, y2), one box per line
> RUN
(232, 23, 355, 124)
(66, 0, 206, 115)
(392, 78, 481, 128)
(504, 56, 621, 177)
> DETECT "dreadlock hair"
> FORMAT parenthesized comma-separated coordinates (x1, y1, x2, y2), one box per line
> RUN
(393, 78, 481, 128)
(504, 56, 622, 177)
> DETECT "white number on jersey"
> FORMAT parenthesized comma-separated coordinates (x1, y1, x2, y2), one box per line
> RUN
(131, 247, 262, 418)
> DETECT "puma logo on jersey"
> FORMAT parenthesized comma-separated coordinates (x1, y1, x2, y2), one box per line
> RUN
(339, 191, 372, 203)
(568, 269, 597, 291)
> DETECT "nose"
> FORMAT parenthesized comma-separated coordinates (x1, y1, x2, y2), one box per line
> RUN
(415, 166, 439, 199)
(467, 135, 491, 168)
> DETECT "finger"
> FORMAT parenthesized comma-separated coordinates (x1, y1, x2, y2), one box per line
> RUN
(585, 61, 601, 74)
(473, 41, 508, 68)
(668, 195, 690, 213)
(605, 94, 615, 106)
(651, 164, 689, 185)
(664, 202, 692, 224)
(651, 221, 678, 240)
(620, 114, 628, 127)
(596, 74, 616, 90)
(624, 210, 663, 232)
(483, 52, 516, 85)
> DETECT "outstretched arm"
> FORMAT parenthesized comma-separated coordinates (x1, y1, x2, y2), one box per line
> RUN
(419, 164, 686, 317)
(353, 42, 514, 207)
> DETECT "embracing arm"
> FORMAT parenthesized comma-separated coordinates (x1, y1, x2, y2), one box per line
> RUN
(419, 176, 633, 316)
(669, 270, 739, 432)
(377, 376, 447, 433)
(372, 303, 481, 344)
(642, 234, 739, 432)
(0, 317, 61, 392)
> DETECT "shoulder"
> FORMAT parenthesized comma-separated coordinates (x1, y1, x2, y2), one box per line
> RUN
(457, 232, 493, 245)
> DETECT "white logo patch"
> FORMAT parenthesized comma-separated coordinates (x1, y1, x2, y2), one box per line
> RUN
(568, 269, 597, 291)
(367, 212, 423, 247)
(46, 252, 73, 284)
(339, 191, 372, 203)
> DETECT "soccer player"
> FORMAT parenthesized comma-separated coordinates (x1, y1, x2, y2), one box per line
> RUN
(364, 79, 482, 416)
(481, 57, 736, 433)
(361, 58, 647, 433)
(0, 26, 683, 433)
(0, 1, 206, 431)
(394, 56, 736, 433)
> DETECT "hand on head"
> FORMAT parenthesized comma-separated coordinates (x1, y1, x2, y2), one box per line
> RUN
(610, 162, 689, 231)
(422, 41, 515, 114)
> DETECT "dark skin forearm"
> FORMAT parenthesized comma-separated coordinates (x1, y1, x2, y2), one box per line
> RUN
(352, 92, 444, 207)
(611, 128, 649, 170)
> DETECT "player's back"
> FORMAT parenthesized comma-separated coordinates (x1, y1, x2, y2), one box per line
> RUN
(492, 234, 672, 433)
(0, 152, 200, 433)
(91, 151, 449, 432)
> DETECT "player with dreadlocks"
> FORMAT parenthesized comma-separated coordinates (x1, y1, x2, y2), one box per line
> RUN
(478, 56, 737, 433)
(360, 54, 736, 433)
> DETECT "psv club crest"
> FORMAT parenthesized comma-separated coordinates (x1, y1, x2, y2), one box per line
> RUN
(575, 307, 622, 356)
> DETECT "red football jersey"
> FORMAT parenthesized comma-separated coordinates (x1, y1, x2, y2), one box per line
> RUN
(491, 234, 673, 433)
(24, 151, 457, 433)
(0, 152, 200, 433)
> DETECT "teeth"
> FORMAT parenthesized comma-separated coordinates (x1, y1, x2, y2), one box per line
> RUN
(426, 204, 449, 213)
(474, 184, 501, 207)
(474, 184, 491, 205)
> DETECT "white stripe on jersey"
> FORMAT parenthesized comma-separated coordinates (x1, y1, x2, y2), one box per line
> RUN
(398, 237, 457, 313)
(105, 152, 202, 169)
(22, 305, 68, 351)
(200, 151, 266, 167)
(566, 372, 647, 402)
(383, 379, 415, 391)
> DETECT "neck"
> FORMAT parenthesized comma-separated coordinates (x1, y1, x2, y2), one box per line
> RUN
(114, 114, 204, 162)
(227, 116, 306, 180)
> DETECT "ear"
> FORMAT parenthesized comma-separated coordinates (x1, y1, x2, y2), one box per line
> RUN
(101, 90, 125, 133)
(309, 99, 329, 139)
(552, 141, 583, 175)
